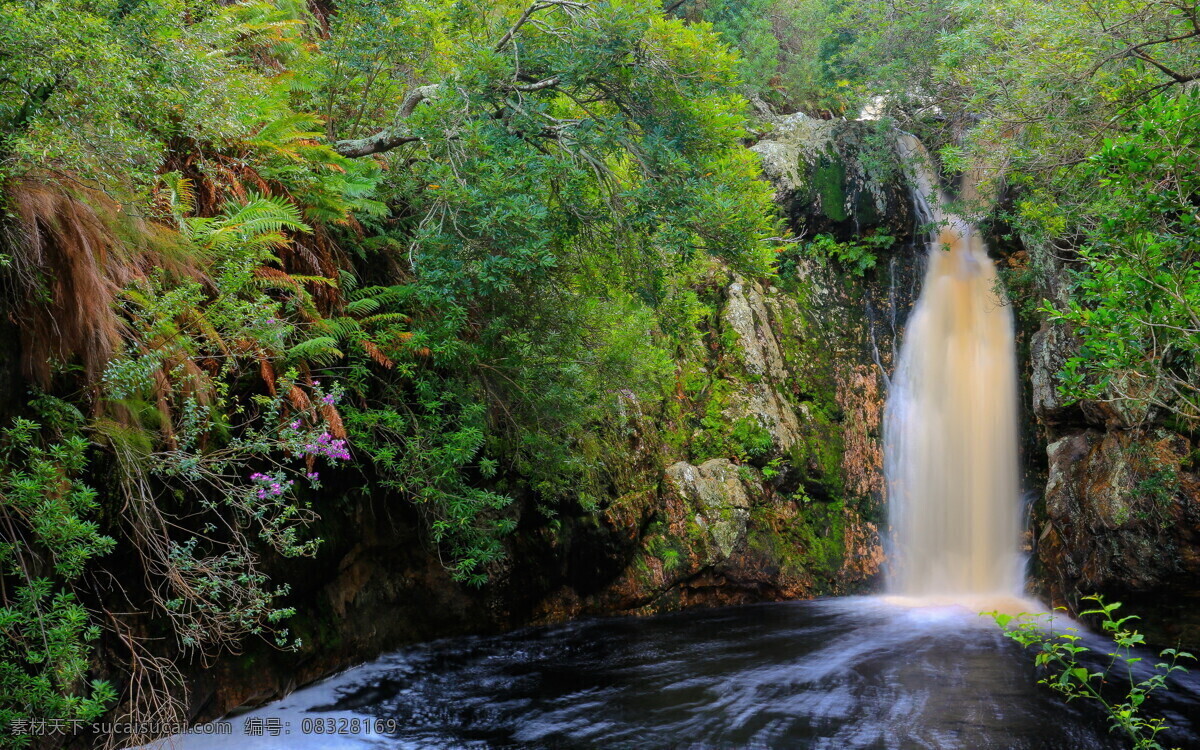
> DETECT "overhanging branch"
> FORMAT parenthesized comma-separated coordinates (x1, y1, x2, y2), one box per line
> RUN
(334, 3, 585, 158)
(514, 76, 561, 92)
(333, 84, 441, 157)
(334, 130, 421, 158)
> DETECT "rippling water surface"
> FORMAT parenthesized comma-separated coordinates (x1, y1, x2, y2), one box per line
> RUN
(171, 597, 1200, 749)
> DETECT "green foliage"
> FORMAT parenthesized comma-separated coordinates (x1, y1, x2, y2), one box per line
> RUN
(1, 0, 298, 187)
(0, 0, 782, 731)
(731, 416, 774, 460)
(700, 0, 781, 97)
(0, 412, 116, 742)
(667, 0, 851, 111)
(98, 192, 352, 656)
(345, 387, 514, 587)
(780, 232, 891, 278)
(1047, 91, 1200, 425)
(990, 596, 1195, 749)
(319, 0, 776, 578)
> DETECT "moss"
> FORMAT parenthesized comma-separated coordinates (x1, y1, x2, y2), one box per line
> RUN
(688, 378, 740, 462)
(720, 324, 744, 368)
(779, 401, 845, 501)
(748, 499, 847, 587)
(812, 155, 848, 223)
(630, 550, 654, 584)
(731, 416, 773, 460)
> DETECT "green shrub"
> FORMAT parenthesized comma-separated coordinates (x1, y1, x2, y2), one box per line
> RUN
(989, 595, 1195, 750)
(0, 415, 117, 741)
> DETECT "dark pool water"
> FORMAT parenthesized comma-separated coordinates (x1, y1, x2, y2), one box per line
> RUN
(171, 597, 1200, 749)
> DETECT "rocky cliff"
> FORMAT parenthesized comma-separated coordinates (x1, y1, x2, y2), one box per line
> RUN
(1026, 259, 1200, 648)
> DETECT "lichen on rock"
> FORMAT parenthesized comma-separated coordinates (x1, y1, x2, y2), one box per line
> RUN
(665, 459, 755, 560)
(720, 276, 801, 452)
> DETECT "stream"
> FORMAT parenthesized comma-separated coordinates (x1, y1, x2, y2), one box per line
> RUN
(169, 596, 1200, 749)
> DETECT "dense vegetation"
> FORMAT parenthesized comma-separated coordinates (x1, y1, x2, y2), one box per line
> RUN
(1, 0, 1198, 745)
(0, 0, 779, 742)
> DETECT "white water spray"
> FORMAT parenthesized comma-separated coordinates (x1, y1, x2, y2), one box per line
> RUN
(884, 135, 1023, 598)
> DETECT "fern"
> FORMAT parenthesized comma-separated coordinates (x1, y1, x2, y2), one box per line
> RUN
(344, 297, 380, 315)
(159, 171, 196, 229)
(218, 194, 309, 237)
(357, 312, 410, 327)
(286, 336, 344, 366)
(248, 113, 326, 162)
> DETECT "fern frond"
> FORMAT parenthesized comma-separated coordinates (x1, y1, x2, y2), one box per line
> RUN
(352, 285, 414, 306)
(361, 339, 394, 368)
(160, 171, 196, 226)
(323, 318, 363, 340)
(358, 312, 410, 327)
(186, 194, 311, 256)
(345, 297, 380, 316)
(287, 336, 344, 366)
(248, 113, 325, 161)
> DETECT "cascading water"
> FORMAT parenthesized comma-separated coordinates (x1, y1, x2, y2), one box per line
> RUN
(884, 135, 1023, 598)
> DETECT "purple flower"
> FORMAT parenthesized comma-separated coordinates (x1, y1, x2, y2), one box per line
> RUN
(294, 430, 351, 463)
(306, 472, 319, 480)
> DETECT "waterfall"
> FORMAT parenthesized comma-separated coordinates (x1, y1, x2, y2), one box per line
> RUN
(884, 135, 1023, 597)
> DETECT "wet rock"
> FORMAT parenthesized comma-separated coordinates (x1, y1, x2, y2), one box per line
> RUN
(1030, 323, 1084, 425)
(1038, 428, 1200, 645)
(1023, 237, 1199, 647)
(751, 113, 913, 240)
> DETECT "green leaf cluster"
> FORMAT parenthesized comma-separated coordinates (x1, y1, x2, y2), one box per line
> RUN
(1047, 91, 1200, 425)
(0, 411, 117, 740)
(991, 596, 1196, 749)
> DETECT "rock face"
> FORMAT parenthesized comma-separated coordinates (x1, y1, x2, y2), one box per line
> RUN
(721, 278, 802, 452)
(751, 113, 915, 240)
(1030, 323, 1084, 426)
(1035, 427, 1200, 645)
(667, 459, 753, 560)
(526, 261, 900, 623)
